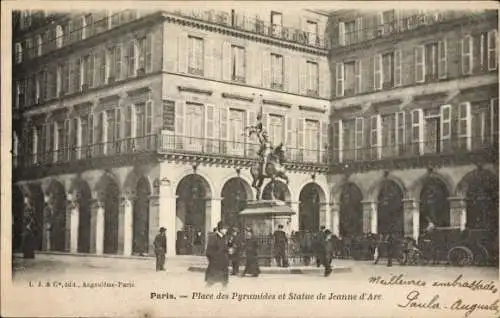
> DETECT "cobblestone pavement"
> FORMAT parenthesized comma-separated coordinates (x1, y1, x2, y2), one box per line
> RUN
(6, 253, 499, 318)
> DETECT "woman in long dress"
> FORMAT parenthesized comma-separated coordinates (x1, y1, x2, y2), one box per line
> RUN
(242, 228, 260, 277)
(205, 222, 229, 287)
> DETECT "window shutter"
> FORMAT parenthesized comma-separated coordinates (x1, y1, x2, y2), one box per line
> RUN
(146, 100, 153, 135)
(374, 54, 382, 90)
(247, 110, 257, 156)
(415, 45, 425, 83)
(115, 108, 121, 140)
(319, 60, 328, 98)
(375, 115, 382, 159)
(56, 25, 63, 48)
(175, 101, 185, 149)
(356, 17, 363, 42)
(115, 45, 122, 80)
(88, 114, 94, 146)
(205, 104, 216, 152)
(354, 60, 362, 94)
(102, 111, 109, 143)
(337, 120, 344, 162)
(355, 117, 364, 160)
(203, 38, 214, 79)
(286, 115, 295, 149)
(297, 118, 305, 149)
(178, 35, 187, 74)
(411, 109, 424, 155)
(284, 55, 291, 92)
(394, 49, 402, 86)
(335, 62, 344, 97)
(459, 102, 471, 150)
(219, 106, 229, 154)
(488, 30, 498, 70)
(440, 104, 451, 152)
(461, 36, 473, 75)
(298, 58, 308, 95)
(262, 112, 269, 133)
(491, 98, 499, 139)
(438, 39, 447, 79)
(338, 22, 345, 46)
(320, 121, 328, 163)
(262, 51, 271, 88)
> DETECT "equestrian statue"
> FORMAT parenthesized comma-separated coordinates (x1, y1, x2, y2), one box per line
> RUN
(245, 110, 289, 201)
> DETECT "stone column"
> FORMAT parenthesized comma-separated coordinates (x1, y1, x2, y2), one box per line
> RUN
(449, 197, 467, 230)
(119, 196, 133, 256)
(361, 201, 376, 234)
(323, 202, 331, 230)
(68, 197, 79, 253)
(158, 174, 176, 257)
(207, 197, 222, 231)
(148, 194, 160, 255)
(90, 199, 105, 255)
(331, 202, 340, 237)
(403, 199, 419, 240)
(42, 196, 52, 251)
(289, 201, 299, 231)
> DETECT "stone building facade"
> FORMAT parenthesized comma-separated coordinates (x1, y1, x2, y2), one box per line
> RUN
(12, 9, 331, 257)
(326, 10, 498, 241)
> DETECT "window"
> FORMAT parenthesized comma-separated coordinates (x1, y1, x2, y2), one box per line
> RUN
(306, 61, 319, 96)
(185, 103, 203, 150)
(425, 42, 438, 81)
(411, 109, 423, 155)
(138, 34, 153, 73)
(35, 34, 43, 57)
(491, 98, 499, 140)
(307, 20, 318, 45)
(15, 43, 23, 64)
(369, 115, 381, 159)
(354, 117, 364, 160)
(488, 30, 498, 71)
(269, 114, 285, 147)
(188, 36, 204, 76)
(394, 49, 402, 86)
(381, 114, 396, 158)
(126, 41, 136, 77)
(270, 11, 282, 37)
(438, 40, 447, 79)
(70, 58, 81, 93)
(95, 49, 107, 86)
(461, 35, 473, 75)
(46, 66, 57, 100)
(304, 119, 319, 162)
(336, 63, 344, 97)
(231, 45, 246, 83)
(380, 10, 396, 34)
(20, 11, 32, 30)
(61, 61, 70, 95)
(458, 102, 471, 150)
(415, 46, 425, 83)
(381, 52, 394, 89)
(124, 106, 132, 138)
(345, 20, 356, 46)
(15, 79, 26, 109)
(271, 53, 283, 90)
(344, 61, 355, 96)
(82, 55, 94, 89)
(109, 45, 122, 81)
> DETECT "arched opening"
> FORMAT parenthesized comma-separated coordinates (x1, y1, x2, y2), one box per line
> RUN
(133, 177, 151, 255)
(339, 183, 363, 237)
(221, 178, 251, 229)
(75, 180, 92, 253)
(47, 181, 67, 252)
(463, 170, 498, 235)
(29, 184, 44, 250)
(176, 174, 211, 255)
(102, 177, 120, 254)
(262, 180, 291, 202)
(12, 186, 24, 252)
(377, 180, 404, 236)
(419, 177, 450, 232)
(299, 183, 325, 232)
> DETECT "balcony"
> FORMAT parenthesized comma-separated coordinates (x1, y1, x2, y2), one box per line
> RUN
(336, 11, 469, 49)
(330, 135, 498, 173)
(170, 9, 328, 50)
(13, 133, 329, 180)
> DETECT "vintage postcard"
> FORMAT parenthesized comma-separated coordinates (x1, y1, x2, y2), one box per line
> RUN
(1, 1, 499, 317)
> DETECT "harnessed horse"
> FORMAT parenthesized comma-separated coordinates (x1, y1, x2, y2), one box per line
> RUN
(250, 142, 289, 200)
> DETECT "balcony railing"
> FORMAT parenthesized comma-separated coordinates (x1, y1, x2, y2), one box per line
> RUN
(13, 134, 329, 170)
(331, 135, 498, 165)
(171, 9, 327, 49)
(337, 11, 468, 48)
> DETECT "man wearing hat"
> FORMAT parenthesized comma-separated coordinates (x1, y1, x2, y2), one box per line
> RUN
(205, 221, 230, 287)
(154, 227, 167, 271)
(273, 224, 289, 267)
(227, 227, 242, 275)
(322, 229, 334, 276)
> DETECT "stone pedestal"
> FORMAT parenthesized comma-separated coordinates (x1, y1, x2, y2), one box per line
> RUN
(403, 199, 419, 240)
(331, 202, 340, 237)
(290, 202, 299, 231)
(69, 201, 79, 253)
(362, 201, 377, 234)
(449, 197, 467, 230)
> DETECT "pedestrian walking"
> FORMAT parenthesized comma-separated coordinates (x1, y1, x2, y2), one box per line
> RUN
(153, 227, 167, 271)
(323, 229, 334, 277)
(228, 227, 241, 275)
(205, 221, 229, 287)
(273, 224, 288, 267)
(314, 226, 326, 267)
(386, 232, 395, 267)
(242, 228, 260, 277)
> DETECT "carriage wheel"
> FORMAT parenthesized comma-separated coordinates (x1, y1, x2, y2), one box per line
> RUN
(448, 246, 474, 266)
(474, 244, 490, 266)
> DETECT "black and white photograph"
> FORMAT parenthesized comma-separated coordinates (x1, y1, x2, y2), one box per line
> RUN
(1, 2, 499, 317)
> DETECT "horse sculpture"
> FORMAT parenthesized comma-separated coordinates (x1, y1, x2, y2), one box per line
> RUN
(250, 142, 289, 200)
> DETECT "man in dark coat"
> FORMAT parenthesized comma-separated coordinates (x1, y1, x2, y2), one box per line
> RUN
(273, 224, 288, 267)
(205, 221, 229, 287)
(153, 227, 167, 271)
(227, 227, 241, 275)
(386, 232, 395, 267)
(242, 228, 260, 277)
(314, 226, 326, 267)
(323, 229, 334, 276)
